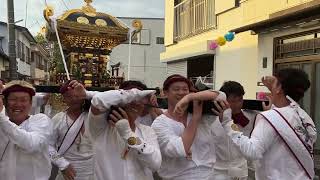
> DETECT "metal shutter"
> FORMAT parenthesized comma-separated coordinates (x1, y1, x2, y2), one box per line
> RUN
(167, 60, 187, 77)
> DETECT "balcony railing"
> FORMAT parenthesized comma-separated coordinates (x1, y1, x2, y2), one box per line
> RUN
(190, 76, 214, 89)
(275, 37, 320, 59)
(174, 0, 216, 41)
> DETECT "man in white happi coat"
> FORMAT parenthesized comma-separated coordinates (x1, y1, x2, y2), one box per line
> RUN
(152, 74, 228, 180)
(211, 81, 267, 180)
(220, 68, 317, 180)
(49, 80, 95, 180)
(73, 80, 162, 180)
(0, 80, 52, 180)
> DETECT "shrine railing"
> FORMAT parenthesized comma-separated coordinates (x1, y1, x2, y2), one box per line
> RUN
(53, 73, 124, 88)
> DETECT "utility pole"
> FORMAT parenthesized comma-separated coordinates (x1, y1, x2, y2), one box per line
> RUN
(7, 0, 18, 80)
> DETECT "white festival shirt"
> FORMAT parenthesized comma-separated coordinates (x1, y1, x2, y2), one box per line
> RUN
(31, 93, 47, 115)
(223, 102, 317, 180)
(136, 109, 166, 127)
(89, 89, 162, 180)
(136, 114, 154, 127)
(151, 114, 224, 180)
(213, 110, 257, 178)
(49, 111, 94, 180)
(0, 113, 52, 180)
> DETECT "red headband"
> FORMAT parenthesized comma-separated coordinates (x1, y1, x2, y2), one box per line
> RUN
(163, 75, 197, 92)
(3, 85, 35, 97)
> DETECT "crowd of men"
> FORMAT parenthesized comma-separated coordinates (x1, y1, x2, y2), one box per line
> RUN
(0, 67, 316, 180)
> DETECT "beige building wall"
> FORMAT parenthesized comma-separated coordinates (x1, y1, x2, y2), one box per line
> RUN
(215, 31, 258, 98)
(161, 0, 314, 98)
(164, 0, 174, 46)
(257, 25, 320, 92)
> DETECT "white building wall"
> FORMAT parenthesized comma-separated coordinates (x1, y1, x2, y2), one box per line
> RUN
(0, 25, 9, 74)
(0, 23, 33, 77)
(0, 24, 8, 54)
(110, 17, 167, 88)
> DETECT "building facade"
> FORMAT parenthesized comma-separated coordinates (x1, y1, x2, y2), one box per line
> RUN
(109, 17, 166, 88)
(162, 0, 320, 175)
(162, 0, 258, 97)
(0, 21, 34, 79)
(162, 0, 317, 98)
(0, 22, 49, 82)
(0, 36, 9, 75)
(30, 44, 50, 85)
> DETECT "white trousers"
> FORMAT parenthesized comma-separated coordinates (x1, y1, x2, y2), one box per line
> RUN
(211, 169, 248, 180)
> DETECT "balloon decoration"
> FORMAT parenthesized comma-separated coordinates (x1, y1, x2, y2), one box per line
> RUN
(209, 32, 235, 50)
(224, 32, 235, 42)
(209, 41, 218, 50)
(216, 36, 226, 46)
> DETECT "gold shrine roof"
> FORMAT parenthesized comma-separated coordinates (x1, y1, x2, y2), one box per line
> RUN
(58, 8, 127, 29)
(45, 0, 129, 52)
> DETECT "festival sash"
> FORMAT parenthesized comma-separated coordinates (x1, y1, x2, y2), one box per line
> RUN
(58, 113, 85, 155)
(260, 109, 314, 179)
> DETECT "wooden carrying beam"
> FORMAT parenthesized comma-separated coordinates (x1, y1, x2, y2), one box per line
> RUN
(34, 86, 160, 95)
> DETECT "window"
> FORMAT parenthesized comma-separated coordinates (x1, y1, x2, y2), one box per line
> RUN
(21, 44, 25, 61)
(44, 60, 48, 72)
(132, 32, 141, 44)
(174, 0, 216, 41)
(140, 29, 150, 45)
(0, 38, 3, 50)
(31, 52, 34, 62)
(156, 37, 164, 44)
(36, 54, 40, 69)
(132, 29, 150, 45)
(17, 41, 22, 58)
(275, 30, 320, 59)
(40, 57, 44, 70)
(26, 47, 30, 64)
(174, 0, 183, 6)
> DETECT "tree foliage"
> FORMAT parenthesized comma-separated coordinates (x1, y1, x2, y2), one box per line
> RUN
(34, 33, 46, 44)
(34, 34, 64, 74)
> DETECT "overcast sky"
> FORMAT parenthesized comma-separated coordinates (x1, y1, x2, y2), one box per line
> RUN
(0, 0, 164, 35)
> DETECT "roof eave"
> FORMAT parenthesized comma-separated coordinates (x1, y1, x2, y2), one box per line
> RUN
(231, 0, 320, 34)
